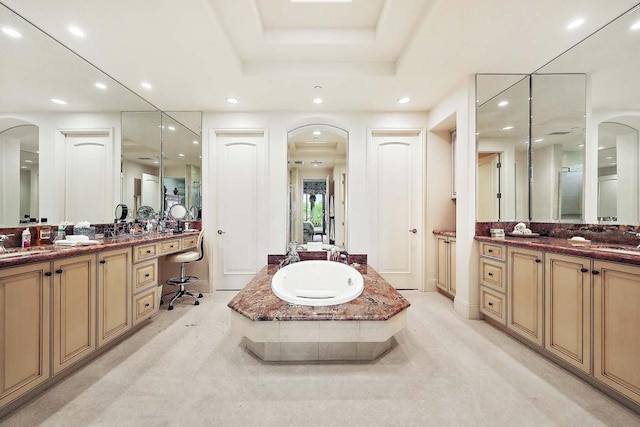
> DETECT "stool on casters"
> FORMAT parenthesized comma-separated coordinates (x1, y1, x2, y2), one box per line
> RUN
(161, 230, 205, 310)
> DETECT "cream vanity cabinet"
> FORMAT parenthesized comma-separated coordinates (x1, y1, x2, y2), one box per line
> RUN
(507, 247, 544, 346)
(132, 242, 161, 325)
(97, 248, 132, 347)
(0, 262, 51, 407)
(592, 260, 640, 404)
(544, 253, 591, 374)
(52, 254, 97, 375)
(436, 235, 456, 296)
(479, 242, 507, 323)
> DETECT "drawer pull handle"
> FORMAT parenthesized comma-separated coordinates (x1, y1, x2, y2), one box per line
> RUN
(55, 269, 63, 274)
(488, 302, 493, 306)
(44, 272, 52, 277)
(535, 259, 541, 263)
(100, 260, 106, 264)
(487, 249, 493, 253)
(580, 268, 588, 273)
(146, 250, 151, 254)
(592, 270, 600, 275)
(145, 273, 150, 278)
(145, 303, 150, 307)
(487, 272, 493, 277)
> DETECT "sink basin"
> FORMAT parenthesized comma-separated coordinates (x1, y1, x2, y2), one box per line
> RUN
(0, 249, 51, 260)
(591, 246, 640, 256)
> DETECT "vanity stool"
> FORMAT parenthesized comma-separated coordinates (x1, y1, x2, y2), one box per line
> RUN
(161, 229, 205, 310)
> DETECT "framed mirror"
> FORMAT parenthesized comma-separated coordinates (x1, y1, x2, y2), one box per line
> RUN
(287, 124, 347, 248)
(0, 2, 156, 226)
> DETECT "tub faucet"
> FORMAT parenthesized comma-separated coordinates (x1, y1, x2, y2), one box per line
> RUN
(279, 248, 300, 269)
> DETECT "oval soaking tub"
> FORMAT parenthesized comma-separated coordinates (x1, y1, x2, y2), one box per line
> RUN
(272, 260, 364, 306)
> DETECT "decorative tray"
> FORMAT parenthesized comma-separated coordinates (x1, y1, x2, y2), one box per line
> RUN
(507, 232, 540, 238)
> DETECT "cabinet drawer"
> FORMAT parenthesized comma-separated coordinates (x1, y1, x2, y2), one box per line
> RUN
(134, 243, 157, 263)
(182, 236, 197, 250)
(133, 286, 160, 325)
(133, 259, 158, 293)
(159, 239, 181, 255)
(480, 258, 506, 292)
(480, 287, 506, 324)
(480, 242, 505, 261)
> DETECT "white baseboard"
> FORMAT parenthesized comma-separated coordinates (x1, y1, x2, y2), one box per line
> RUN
(454, 298, 481, 319)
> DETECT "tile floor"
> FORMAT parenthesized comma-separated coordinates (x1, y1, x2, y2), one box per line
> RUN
(2, 290, 639, 426)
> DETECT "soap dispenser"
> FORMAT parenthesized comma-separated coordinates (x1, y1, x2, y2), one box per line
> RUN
(21, 228, 31, 248)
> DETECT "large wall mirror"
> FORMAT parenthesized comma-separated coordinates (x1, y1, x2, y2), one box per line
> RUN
(287, 124, 347, 248)
(121, 111, 202, 220)
(477, 1, 639, 224)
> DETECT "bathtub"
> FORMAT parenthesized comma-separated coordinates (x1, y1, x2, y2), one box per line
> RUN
(272, 260, 364, 306)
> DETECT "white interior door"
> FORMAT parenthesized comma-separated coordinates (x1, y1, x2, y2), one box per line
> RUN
(369, 130, 423, 289)
(215, 131, 267, 290)
(141, 173, 160, 212)
(65, 133, 112, 223)
(477, 153, 500, 221)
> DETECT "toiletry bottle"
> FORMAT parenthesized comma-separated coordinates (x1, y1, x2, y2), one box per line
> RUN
(54, 225, 65, 242)
(22, 228, 31, 248)
(38, 218, 51, 244)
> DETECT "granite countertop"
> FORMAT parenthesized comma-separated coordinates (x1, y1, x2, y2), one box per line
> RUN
(227, 264, 411, 321)
(0, 231, 200, 268)
(475, 235, 640, 265)
(433, 230, 456, 237)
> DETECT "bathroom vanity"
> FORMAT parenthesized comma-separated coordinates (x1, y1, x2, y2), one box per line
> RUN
(0, 231, 199, 416)
(476, 235, 640, 411)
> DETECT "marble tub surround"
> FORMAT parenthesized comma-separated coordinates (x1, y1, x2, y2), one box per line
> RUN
(267, 252, 367, 265)
(476, 221, 640, 246)
(227, 263, 409, 361)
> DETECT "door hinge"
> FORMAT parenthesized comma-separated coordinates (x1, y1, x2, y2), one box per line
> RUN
(496, 162, 502, 169)
(497, 193, 502, 199)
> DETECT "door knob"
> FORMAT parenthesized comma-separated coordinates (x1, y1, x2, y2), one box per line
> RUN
(217, 230, 226, 235)
(409, 228, 417, 234)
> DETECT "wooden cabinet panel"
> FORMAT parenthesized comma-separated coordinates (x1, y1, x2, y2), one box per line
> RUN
(52, 254, 96, 375)
(480, 242, 505, 261)
(480, 258, 505, 292)
(480, 287, 506, 323)
(593, 260, 640, 403)
(159, 239, 181, 255)
(98, 248, 132, 347)
(544, 253, 591, 374)
(0, 262, 51, 407)
(449, 239, 456, 295)
(436, 236, 448, 291)
(133, 286, 160, 326)
(133, 259, 157, 293)
(507, 247, 543, 346)
(133, 243, 157, 263)
(182, 236, 197, 250)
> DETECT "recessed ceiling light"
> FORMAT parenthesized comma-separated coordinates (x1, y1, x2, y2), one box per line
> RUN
(141, 82, 152, 90)
(598, 146, 605, 150)
(534, 138, 544, 142)
(193, 140, 199, 145)
(566, 18, 585, 30)
(68, 26, 85, 37)
(577, 144, 585, 147)
(178, 153, 185, 157)
(312, 130, 321, 136)
(153, 160, 159, 164)
(2, 27, 22, 38)
(21, 166, 28, 169)
(397, 97, 411, 104)
(313, 86, 323, 104)
(502, 126, 514, 130)
(167, 126, 175, 131)
(25, 159, 33, 163)
(631, 20, 640, 30)
(498, 100, 509, 107)
(226, 97, 239, 104)
(94, 82, 107, 90)
(605, 156, 613, 160)
(50, 98, 67, 105)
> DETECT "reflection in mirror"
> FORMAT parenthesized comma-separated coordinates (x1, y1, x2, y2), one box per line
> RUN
(0, 2, 157, 226)
(0, 123, 38, 226)
(288, 124, 347, 248)
(476, 74, 530, 221)
(531, 74, 586, 222)
(598, 120, 639, 223)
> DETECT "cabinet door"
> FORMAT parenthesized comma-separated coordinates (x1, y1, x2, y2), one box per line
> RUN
(593, 260, 640, 403)
(0, 262, 51, 407)
(507, 247, 543, 346)
(436, 236, 448, 291)
(544, 253, 591, 373)
(97, 248, 132, 347)
(52, 254, 96, 375)
(449, 238, 456, 295)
